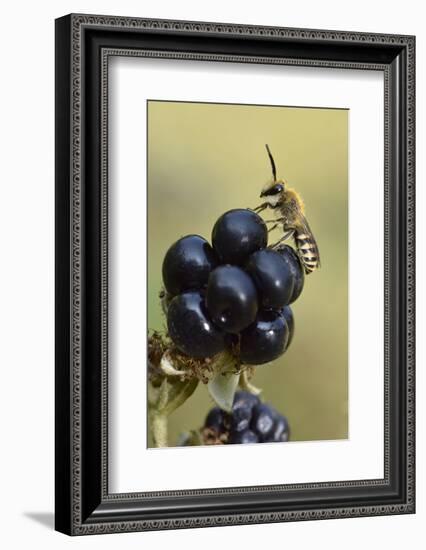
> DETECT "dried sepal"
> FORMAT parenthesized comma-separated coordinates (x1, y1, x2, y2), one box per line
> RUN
(201, 427, 227, 445)
(148, 331, 170, 385)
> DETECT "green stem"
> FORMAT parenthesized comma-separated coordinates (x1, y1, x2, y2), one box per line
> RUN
(150, 411, 168, 448)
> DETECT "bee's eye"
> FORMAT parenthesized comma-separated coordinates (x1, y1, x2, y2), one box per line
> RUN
(273, 184, 284, 194)
(262, 184, 283, 197)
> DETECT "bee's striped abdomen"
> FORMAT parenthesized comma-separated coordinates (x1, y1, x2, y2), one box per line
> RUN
(294, 231, 320, 274)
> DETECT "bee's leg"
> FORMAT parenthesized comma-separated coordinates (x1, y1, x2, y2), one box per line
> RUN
(265, 218, 285, 224)
(271, 230, 294, 248)
(265, 218, 285, 232)
(252, 203, 268, 213)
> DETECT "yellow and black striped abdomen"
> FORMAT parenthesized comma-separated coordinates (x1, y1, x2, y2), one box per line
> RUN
(294, 230, 320, 274)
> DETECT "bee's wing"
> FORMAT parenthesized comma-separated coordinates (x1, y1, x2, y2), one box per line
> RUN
(295, 212, 321, 268)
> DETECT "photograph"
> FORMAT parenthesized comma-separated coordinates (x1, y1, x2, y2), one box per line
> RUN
(147, 100, 349, 448)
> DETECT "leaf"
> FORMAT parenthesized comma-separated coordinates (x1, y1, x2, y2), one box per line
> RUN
(208, 371, 240, 412)
(163, 378, 199, 416)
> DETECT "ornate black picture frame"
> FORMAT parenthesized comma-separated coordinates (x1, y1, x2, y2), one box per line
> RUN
(55, 13, 415, 535)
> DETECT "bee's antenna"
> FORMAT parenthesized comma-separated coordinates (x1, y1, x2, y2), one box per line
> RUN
(265, 144, 277, 182)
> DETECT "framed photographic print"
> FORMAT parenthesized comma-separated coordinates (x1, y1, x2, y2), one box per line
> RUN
(55, 14, 415, 535)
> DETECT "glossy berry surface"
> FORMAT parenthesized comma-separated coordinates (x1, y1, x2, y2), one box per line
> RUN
(167, 291, 226, 358)
(203, 391, 289, 445)
(162, 235, 218, 296)
(211, 209, 267, 265)
(276, 245, 305, 303)
(240, 310, 289, 365)
(281, 305, 294, 349)
(245, 248, 294, 309)
(206, 265, 258, 333)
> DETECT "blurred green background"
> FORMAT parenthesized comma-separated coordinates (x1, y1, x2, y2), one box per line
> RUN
(147, 100, 348, 446)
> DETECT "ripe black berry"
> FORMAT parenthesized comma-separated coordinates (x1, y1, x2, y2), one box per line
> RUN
(162, 235, 218, 296)
(211, 209, 267, 265)
(223, 391, 260, 432)
(167, 291, 226, 358)
(204, 407, 224, 431)
(264, 414, 290, 442)
(233, 390, 260, 411)
(202, 391, 290, 445)
(281, 305, 294, 349)
(229, 429, 259, 444)
(245, 249, 294, 309)
(276, 245, 305, 303)
(240, 310, 289, 365)
(206, 265, 258, 333)
(228, 404, 251, 432)
(250, 403, 275, 441)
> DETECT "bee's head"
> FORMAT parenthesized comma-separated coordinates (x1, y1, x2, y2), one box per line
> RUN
(260, 180, 285, 206)
(260, 145, 285, 206)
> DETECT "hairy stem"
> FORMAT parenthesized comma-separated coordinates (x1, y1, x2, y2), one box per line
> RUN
(150, 411, 168, 448)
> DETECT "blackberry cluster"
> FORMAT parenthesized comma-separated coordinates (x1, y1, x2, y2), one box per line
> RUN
(162, 208, 305, 365)
(204, 391, 290, 444)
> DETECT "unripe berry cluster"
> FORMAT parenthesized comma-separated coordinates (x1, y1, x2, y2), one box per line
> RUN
(162, 208, 304, 365)
(204, 391, 290, 444)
